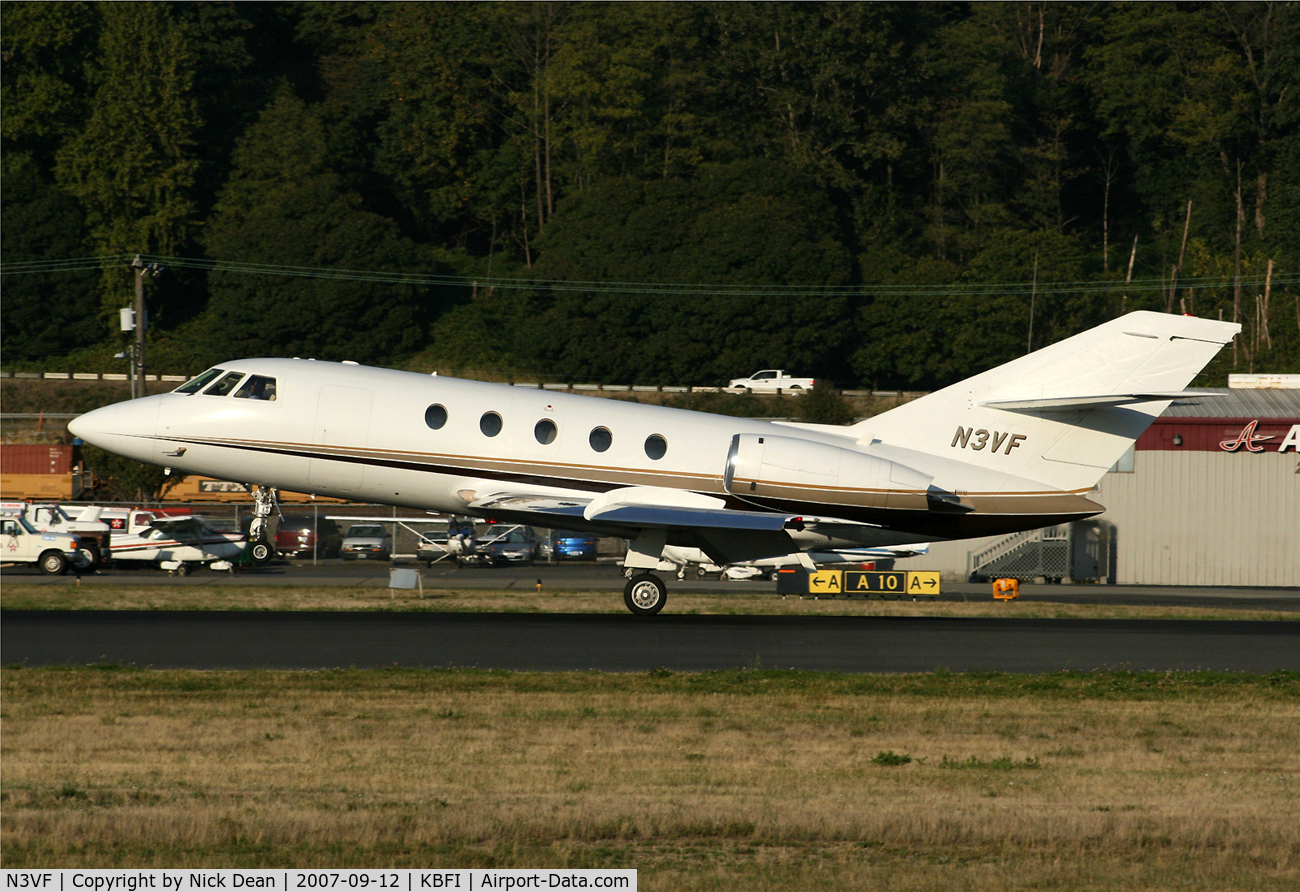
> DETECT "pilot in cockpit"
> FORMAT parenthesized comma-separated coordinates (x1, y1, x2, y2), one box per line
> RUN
(234, 375, 277, 401)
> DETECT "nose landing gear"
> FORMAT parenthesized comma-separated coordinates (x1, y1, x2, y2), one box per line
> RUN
(247, 485, 280, 565)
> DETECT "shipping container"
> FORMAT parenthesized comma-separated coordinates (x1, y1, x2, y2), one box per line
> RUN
(162, 477, 347, 503)
(0, 474, 74, 500)
(0, 445, 73, 475)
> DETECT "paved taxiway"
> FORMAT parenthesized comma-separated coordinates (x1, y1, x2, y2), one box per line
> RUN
(7, 561, 1295, 673)
(4, 611, 1297, 673)
(8, 558, 1299, 611)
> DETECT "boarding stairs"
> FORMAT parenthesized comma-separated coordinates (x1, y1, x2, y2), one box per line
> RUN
(968, 525, 1074, 582)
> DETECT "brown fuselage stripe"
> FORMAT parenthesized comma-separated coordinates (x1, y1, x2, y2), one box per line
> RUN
(163, 435, 1103, 535)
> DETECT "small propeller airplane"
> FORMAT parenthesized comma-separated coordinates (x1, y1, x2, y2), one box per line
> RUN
(70, 311, 1237, 614)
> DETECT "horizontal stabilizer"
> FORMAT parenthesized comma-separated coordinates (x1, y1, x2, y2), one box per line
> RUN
(981, 392, 1223, 412)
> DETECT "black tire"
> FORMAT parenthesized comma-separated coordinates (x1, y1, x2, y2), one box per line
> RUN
(39, 550, 68, 576)
(73, 546, 100, 571)
(250, 539, 274, 564)
(623, 574, 667, 616)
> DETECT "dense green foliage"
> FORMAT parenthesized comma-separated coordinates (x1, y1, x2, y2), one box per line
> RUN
(3, 2, 1297, 386)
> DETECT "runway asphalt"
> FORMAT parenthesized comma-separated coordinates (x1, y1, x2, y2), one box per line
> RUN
(4, 610, 1297, 673)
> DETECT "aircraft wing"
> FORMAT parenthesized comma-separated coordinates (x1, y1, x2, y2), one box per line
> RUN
(468, 485, 791, 532)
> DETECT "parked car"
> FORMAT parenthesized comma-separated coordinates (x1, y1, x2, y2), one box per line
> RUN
(340, 524, 392, 561)
(481, 525, 536, 566)
(549, 530, 598, 561)
(274, 515, 341, 558)
(415, 518, 477, 566)
(726, 369, 815, 393)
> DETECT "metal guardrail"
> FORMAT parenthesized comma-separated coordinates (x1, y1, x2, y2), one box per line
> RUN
(3, 371, 189, 382)
(2, 369, 924, 399)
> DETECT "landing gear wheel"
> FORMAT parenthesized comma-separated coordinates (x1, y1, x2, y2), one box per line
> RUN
(73, 546, 99, 571)
(250, 538, 274, 564)
(39, 550, 69, 575)
(624, 573, 667, 616)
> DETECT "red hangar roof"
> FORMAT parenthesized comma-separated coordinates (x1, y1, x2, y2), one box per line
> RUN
(1140, 388, 1300, 453)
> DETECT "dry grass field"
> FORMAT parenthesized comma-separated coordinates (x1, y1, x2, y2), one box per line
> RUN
(3, 582, 1295, 621)
(3, 668, 1298, 889)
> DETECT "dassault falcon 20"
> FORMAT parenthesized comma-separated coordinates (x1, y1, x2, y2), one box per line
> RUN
(70, 311, 1237, 614)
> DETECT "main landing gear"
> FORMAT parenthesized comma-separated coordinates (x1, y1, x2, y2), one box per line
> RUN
(623, 573, 667, 616)
(620, 529, 672, 615)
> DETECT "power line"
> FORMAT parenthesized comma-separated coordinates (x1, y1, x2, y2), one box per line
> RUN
(0, 253, 1293, 300)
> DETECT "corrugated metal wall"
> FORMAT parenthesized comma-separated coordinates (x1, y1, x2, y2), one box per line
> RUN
(903, 451, 1298, 587)
(1093, 451, 1299, 586)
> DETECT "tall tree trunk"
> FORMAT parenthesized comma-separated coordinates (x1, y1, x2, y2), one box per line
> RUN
(1123, 234, 1137, 308)
(544, 91, 553, 219)
(1102, 170, 1110, 272)
(1255, 171, 1267, 233)
(1166, 200, 1192, 314)
(1262, 258, 1273, 349)
(533, 65, 545, 237)
(1233, 161, 1243, 365)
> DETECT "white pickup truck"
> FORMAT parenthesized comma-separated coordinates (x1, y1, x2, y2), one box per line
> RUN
(726, 370, 816, 393)
(0, 514, 85, 574)
(0, 501, 112, 569)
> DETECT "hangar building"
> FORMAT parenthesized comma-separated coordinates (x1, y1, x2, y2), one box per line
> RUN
(918, 380, 1300, 587)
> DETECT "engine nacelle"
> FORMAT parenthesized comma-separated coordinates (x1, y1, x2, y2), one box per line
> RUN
(724, 434, 932, 510)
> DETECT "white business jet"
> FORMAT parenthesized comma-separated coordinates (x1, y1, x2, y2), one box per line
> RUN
(69, 311, 1236, 614)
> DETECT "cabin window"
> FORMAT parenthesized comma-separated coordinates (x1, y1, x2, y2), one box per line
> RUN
(589, 427, 612, 453)
(480, 412, 503, 437)
(534, 419, 558, 445)
(644, 434, 667, 460)
(175, 368, 225, 394)
(203, 371, 246, 396)
(233, 375, 277, 400)
(425, 404, 448, 430)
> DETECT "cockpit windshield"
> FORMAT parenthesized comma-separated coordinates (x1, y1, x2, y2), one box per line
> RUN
(174, 368, 225, 394)
(203, 371, 246, 397)
(233, 375, 277, 400)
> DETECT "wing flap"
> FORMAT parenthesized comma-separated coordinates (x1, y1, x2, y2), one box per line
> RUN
(466, 484, 795, 533)
(587, 504, 791, 531)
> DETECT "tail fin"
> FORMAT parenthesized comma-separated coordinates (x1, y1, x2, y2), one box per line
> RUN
(853, 312, 1239, 491)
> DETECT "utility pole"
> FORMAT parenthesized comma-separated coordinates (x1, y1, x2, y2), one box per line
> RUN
(131, 256, 147, 398)
(1027, 251, 1038, 354)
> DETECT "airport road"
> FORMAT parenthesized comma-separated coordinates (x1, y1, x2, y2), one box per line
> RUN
(3, 610, 1298, 673)
(6, 559, 1299, 611)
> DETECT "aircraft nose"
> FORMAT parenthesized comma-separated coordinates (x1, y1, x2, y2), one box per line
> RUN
(69, 398, 163, 463)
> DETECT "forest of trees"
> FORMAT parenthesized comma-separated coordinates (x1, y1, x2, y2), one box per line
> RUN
(2, 1, 1298, 388)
